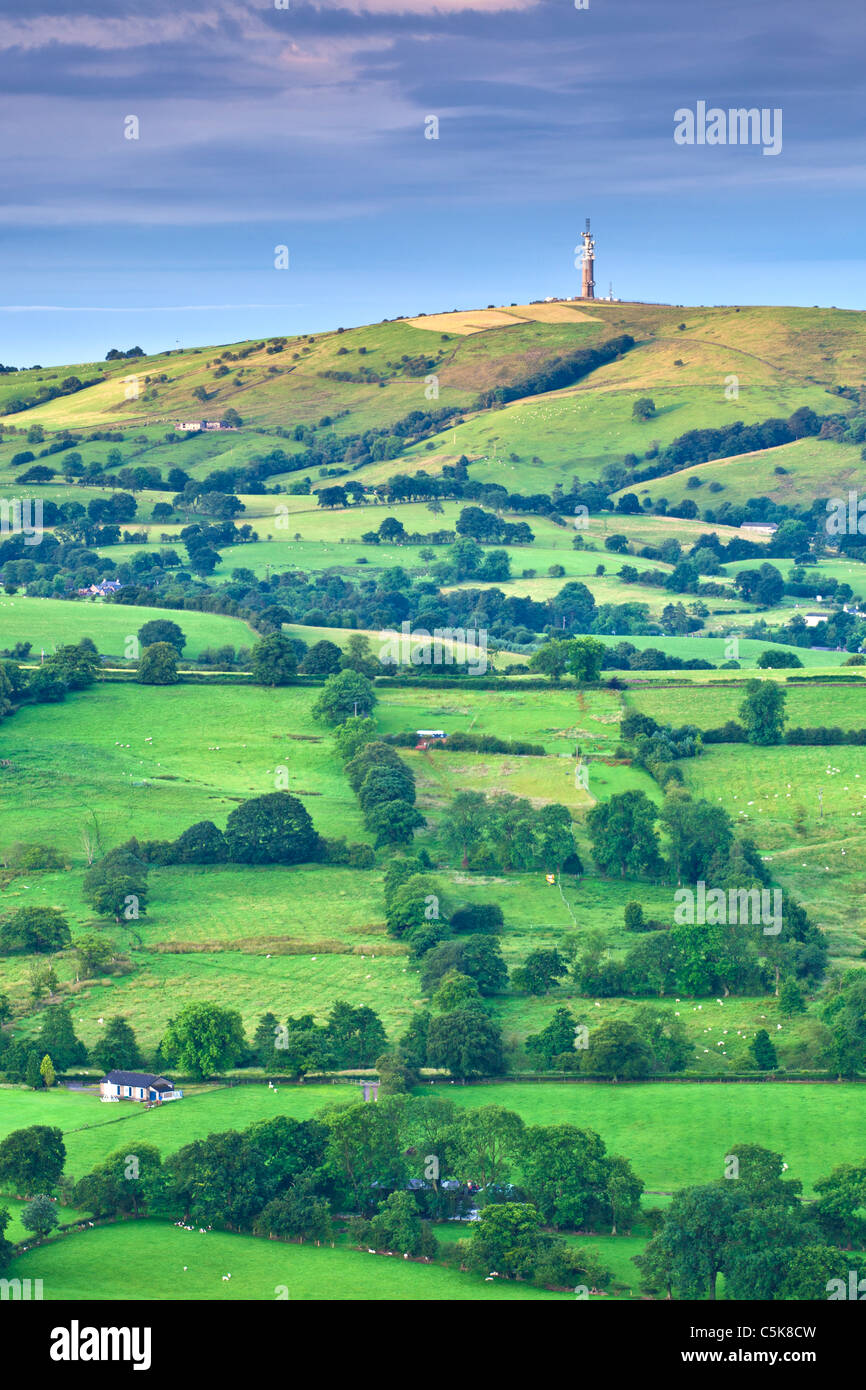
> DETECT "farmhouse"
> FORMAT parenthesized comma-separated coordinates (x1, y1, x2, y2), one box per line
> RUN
(76, 579, 123, 598)
(178, 420, 235, 432)
(416, 728, 447, 750)
(100, 1071, 183, 1104)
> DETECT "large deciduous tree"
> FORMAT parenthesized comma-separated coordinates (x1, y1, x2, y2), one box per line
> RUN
(160, 1001, 246, 1079)
(137, 642, 180, 686)
(312, 670, 376, 723)
(587, 789, 662, 879)
(224, 792, 319, 864)
(138, 619, 186, 653)
(426, 1008, 504, 1078)
(250, 632, 298, 686)
(738, 678, 786, 746)
(0, 906, 71, 954)
(0, 1125, 66, 1195)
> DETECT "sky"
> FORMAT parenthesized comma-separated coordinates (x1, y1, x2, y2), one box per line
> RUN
(1, 0, 865, 366)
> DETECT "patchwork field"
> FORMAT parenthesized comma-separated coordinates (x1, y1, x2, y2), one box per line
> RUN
(1, 671, 864, 1061)
(4, 297, 866, 1306)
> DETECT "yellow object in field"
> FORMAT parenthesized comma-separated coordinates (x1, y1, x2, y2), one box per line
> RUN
(545, 873, 556, 884)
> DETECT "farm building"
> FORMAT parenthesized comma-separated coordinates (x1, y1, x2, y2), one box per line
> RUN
(100, 1071, 183, 1104)
(76, 579, 123, 598)
(416, 728, 447, 750)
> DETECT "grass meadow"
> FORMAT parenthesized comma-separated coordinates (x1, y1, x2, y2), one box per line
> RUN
(3, 1080, 864, 1196)
(626, 680, 866, 730)
(613, 437, 866, 514)
(0, 595, 258, 659)
(1, 672, 864, 1060)
(3, 1220, 570, 1300)
(413, 382, 836, 489)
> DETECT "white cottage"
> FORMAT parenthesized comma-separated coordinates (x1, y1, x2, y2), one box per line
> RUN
(100, 1070, 183, 1104)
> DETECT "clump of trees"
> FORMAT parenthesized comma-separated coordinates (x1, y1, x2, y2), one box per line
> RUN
(252, 1000, 388, 1076)
(441, 790, 580, 873)
(529, 635, 607, 683)
(0, 906, 71, 954)
(637, 1143, 850, 1300)
(86, 792, 365, 891)
(61, 1091, 638, 1293)
(332, 721, 423, 849)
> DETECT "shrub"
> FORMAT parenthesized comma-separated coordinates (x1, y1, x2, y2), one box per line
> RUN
(172, 821, 228, 864)
(449, 903, 504, 934)
(318, 837, 375, 868)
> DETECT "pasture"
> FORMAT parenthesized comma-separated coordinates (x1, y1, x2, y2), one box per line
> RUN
(626, 680, 866, 730)
(3, 1220, 568, 1300)
(3, 1079, 864, 1195)
(0, 595, 258, 659)
(413, 382, 836, 489)
(0, 682, 366, 854)
(614, 436, 865, 514)
(1, 672, 862, 1060)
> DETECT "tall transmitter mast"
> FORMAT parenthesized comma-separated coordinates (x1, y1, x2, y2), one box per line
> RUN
(579, 218, 595, 299)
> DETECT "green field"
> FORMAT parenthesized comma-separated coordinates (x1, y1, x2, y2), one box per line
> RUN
(627, 680, 866, 730)
(0, 596, 258, 659)
(614, 436, 866, 513)
(0, 682, 365, 852)
(1, 673, 863, 1060)
(4, 299, 866, 1303)
(4, 1220, 568, 1300)
(3, 1080, 863, 1196)
(413, 382, 837, 490)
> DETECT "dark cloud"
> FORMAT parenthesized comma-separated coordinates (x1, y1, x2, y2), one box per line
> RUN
(1, 0, 864, 362)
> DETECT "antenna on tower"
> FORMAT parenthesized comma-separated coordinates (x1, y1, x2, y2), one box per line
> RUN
(579, 217, 595, 300)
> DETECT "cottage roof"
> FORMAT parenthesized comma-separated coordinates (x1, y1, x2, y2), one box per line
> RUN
(103, 1070, 173, 1089)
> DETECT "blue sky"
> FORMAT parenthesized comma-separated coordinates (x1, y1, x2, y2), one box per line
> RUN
(1, 0, 864, 366)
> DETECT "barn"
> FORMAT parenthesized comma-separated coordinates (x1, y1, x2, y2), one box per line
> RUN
(100, 1071, 183, 1104)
